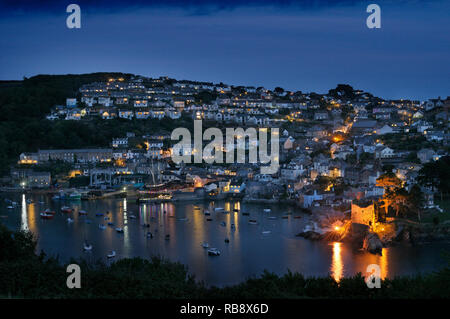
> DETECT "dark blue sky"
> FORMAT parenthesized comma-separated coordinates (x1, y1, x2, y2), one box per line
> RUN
(0, 0, 449, 100)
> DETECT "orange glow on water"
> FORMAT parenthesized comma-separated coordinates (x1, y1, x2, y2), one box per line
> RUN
(331, 242, 343, 282)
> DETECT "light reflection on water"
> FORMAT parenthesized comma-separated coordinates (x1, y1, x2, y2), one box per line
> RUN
(1, 193, 449, 287)
(331, 242, 343, 282)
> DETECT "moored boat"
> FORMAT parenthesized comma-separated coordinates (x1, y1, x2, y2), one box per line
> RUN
(107, 250, 116, 258)
(207, 248, 220, 256)
(263, 208, 271, 213)
(61, 206, 73, 213)
(201, 242, 209, 248)
(79, 210, 88, 215)
(43, 208, 55, 215)
(115, 227, 124, 233)
(83, 241, 92, 251)
(40, 213, 54, 219)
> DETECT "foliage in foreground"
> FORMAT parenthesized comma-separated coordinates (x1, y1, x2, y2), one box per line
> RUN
(0, 224, 449, 299)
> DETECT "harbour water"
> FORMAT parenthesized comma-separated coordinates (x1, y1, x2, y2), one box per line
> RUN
(1, 193, 449, 287)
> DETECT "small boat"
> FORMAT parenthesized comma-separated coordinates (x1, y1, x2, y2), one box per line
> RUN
(61, 206, 72, 213)
(143, 223, 150, 228)
(165, 234, 170, 240)
(214, 207, 224, 212)
(44, 208, 55, 215)
(104, 216, 110, 220)
(201, 242, 209, 248)
(108, 222, 114, 226)
(177, 218, 188, 221)
(129, 215, 136, 219)
(242, 212, 250, 216)
(263, 208, 271, 213)
(115, 227, 124, 233)
(99, 224, 106, 230)
(206, 218, 213, 221)
(207, 248, 220, 256)
(224, 238, 230, 243)
(26, 199, 33, 204)
(204, 211, 211, 216)
(83, 241, 92, 251)
(96, 213, 104, 217)
(67, 217, 74, 223)
(79, 210, 88, 215)
(107, 250, 116, 258)
(220, 221, 226, 227)
(52, 195, 60, 200)
(7, 206, 14, 209)
(262, 230, 272, 235)
(249, 219, 258, 225)
(38, 201, 45, 204)
(231, 223, 236, 229)
(40, 213, 54, 219)
(146, 232, 153, 239)
(69, 192, 81, 200)
(282, 215, 289, 219)
(222, 210, 230, 214)
(233, 209, 239, 212)
(268, 216, 277, 220)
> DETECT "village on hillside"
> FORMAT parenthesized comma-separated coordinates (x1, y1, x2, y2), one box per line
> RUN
(5, 75, 450, 252)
